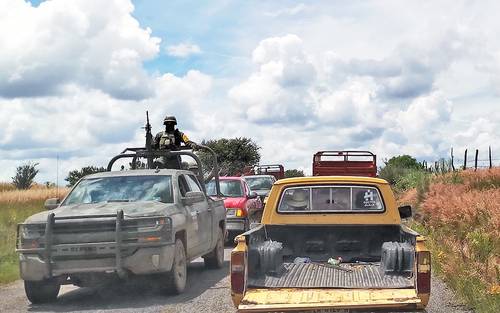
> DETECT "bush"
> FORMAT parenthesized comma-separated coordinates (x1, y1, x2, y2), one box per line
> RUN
(418, 169, 500, 312)
(379, 155, 424, 185)
(12, 162, 39, 190)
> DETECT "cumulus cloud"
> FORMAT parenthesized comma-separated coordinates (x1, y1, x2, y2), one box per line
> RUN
(0, 70, 213, 181)
(0, 0, 160, 100)
(228, 32, 487, 168)
(166, 43, 202, 58)
(229, 34, 316, 123)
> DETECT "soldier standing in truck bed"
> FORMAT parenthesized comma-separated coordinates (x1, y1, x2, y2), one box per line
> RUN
(153, 115, 193, 169)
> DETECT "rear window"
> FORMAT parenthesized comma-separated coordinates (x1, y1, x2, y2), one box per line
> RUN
(278, 185, 384, 213)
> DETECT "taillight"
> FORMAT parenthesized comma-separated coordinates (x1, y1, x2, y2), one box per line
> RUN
(417, 251, 431, 294)
(230, 250, 246, 294)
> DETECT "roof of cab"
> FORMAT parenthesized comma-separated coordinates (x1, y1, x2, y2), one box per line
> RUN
(84, 169, 188, 179)
(275, 176, 389, 185)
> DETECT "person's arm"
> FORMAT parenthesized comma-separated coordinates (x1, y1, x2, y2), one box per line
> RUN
(153, 132, 161, 149)
(178, 130, 199, 149)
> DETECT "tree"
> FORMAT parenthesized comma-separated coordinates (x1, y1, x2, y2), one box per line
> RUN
(198, 137, 260, 176)
(285, 169, 305, 178)
(384, 155, 422, 170)
(379, 155, 424, 185)
(65, 166, 106, 187)
(12, 162, 39, 189)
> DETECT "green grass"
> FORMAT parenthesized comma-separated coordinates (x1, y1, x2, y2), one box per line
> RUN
(411, 221, 500, 313)
(0, 200, 45, 284)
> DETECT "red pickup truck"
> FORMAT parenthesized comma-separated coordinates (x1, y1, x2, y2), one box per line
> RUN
(206, 177, 262, 239)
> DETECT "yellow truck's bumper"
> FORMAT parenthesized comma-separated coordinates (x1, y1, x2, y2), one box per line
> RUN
(238, 288, 422, 312)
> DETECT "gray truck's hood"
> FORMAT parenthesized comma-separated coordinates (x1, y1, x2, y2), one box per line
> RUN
(25, 201, 172, 223)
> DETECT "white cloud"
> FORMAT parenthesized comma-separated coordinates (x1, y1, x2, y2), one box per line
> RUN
(166, 43, 202, 58)
(0, 70, 214, 182)
(2, 1, 500, 182)
(264, 3, 307, 18)
(0, 0, 160, 100)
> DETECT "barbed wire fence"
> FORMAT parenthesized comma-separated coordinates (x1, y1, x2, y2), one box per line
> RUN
(420, 146, 498, 174)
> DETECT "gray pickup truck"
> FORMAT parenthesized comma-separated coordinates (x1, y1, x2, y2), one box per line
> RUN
(15, 119, 228, 303)
(16, 169, 225, 303)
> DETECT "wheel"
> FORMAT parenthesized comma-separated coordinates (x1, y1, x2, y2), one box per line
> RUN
(163, 239, 187, 294)
(204, 228, 224, 269)
(24, 279, 60, 304)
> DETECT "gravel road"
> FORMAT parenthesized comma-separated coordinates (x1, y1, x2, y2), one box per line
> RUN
(0, 247, 472, 313)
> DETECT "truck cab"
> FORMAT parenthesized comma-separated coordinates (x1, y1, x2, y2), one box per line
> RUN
(230, 152, 430, 312)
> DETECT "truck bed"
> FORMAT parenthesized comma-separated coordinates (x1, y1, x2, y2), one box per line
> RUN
(248, 262, 414, 289)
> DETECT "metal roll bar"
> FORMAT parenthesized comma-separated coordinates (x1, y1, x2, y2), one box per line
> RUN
(106, 144, 221, 197)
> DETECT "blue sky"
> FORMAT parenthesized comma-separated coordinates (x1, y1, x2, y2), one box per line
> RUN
(1, 0, 499, 183)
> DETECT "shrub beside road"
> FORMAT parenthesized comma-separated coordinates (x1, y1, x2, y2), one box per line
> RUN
(397, 169, 500, 313)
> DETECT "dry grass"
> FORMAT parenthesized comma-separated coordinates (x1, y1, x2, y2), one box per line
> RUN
(0, 187, 69, 203)
(405, 169, 500, 312)
(0, 185, 69, 284)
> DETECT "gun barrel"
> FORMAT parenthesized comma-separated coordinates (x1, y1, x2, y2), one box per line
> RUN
(145, 110, 154, 168)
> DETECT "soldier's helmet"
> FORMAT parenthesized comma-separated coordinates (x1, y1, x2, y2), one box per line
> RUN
(163, 115, 177, 125)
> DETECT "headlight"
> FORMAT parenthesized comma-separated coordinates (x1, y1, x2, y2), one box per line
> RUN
(226, 208, 245, 217)
(17, 224, 45, 249)
(226, 208, 237, 217)
(18, 224, 45, 240)
(134, 217, 172, 243)
(135, 217, 171, 232)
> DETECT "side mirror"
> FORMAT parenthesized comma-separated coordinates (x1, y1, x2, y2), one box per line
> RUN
(398, 205, 412, 219)
(247, 191, 258, 199)
(44, 198, 60, 210)
(182, 191, 205, 205)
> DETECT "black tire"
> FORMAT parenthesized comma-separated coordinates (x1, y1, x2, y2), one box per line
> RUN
(163, 239, 187, 294)
(24, 279, 60, 304)
(204, 228, 224, 269)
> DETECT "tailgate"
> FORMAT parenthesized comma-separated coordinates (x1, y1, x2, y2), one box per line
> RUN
(238, 288, 421, 312)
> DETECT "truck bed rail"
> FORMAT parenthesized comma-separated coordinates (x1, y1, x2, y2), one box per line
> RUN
(313, 151, 377, 177)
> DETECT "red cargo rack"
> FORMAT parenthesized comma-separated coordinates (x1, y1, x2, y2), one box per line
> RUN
(313, 151, 377, 177)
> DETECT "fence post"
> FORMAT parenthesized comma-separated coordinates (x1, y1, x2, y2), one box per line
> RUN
(489, 146, 492, 169)
(451, 147, 455, 171)
(474, 149, 479, 171)
(463, 149, 467, 170)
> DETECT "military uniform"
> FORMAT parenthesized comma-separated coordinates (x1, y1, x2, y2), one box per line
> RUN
(153, 115, 191, 169)
(153, 129, 190, 150)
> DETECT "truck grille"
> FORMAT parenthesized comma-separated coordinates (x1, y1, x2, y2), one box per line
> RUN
(52, 220, 138, 245)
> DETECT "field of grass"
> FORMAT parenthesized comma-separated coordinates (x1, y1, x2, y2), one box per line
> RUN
(399, 168, 500, 313)
(0, 186, 68, 284)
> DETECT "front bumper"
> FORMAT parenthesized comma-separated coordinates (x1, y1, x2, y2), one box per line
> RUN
(226, 217, 247, 232)
(17, 210, 174, 281)
(19, 243, 175, 281)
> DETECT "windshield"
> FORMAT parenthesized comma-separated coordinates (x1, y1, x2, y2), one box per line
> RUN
(206, 179, 244, 197)
(245, 176, 274, 191)
(63, 175, 173, 205)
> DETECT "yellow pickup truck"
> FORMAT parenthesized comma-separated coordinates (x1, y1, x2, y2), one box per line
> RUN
(230, 176, 431, 312)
